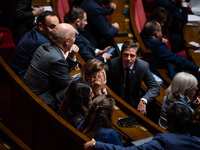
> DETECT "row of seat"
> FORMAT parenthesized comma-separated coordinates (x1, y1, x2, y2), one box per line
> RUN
(0, 27, 16, 63)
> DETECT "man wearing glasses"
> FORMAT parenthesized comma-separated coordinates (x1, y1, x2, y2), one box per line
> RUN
(9, 11, 59, 80)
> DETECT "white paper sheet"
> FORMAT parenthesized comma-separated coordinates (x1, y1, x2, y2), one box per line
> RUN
(190, 0, 200, 16)
(188, 14, 200, 21)
(117, 43, 123, 52)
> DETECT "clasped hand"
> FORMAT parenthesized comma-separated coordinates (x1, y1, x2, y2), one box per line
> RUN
(91, 70, 107, 95)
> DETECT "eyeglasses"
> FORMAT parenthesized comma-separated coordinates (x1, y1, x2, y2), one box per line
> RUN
(42, 22, 56, 29)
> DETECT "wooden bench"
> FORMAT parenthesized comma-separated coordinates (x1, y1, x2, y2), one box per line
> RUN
(75, 54, 168, 143)
(0, 121, 31, 150)
(0, 56, 90, 150)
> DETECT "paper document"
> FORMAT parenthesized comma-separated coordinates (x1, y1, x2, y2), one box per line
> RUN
(189, 41, 200, 47)
(44, 6, 53, 12)
(194, 50, 200, 53)
(188, 14, 200, 21)
(117, 43, 123, 52)
(131, 136, 154, 146)
(190, 0, 200, 16)
(152, 73, 163, 84)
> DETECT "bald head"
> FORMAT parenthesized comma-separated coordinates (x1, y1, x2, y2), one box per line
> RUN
(143, 20, 160, 38)
(52, 23, 75, 52)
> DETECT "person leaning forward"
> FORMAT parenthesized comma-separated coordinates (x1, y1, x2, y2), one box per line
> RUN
(23, 23, 79, 110)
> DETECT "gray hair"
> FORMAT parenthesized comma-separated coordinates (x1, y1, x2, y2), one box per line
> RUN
(166, 72, 198, 102)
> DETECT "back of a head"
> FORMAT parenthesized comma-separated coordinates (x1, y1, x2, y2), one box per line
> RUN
(143, 20, 159, 38)
(81, 59, 105, 81)
(166, 72, 198, 101)
(58, 80, 91, 119)
(121, 40, 140, 55)
(68, 6, 85, 24)
(79, 94, 115, 138)
(166, 103, 193, 133)
(37, 11, 56, 28)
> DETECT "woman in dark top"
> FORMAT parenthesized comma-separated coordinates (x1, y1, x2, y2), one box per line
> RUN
(58, 80, 93, 128)
(78, 94, 123, 146)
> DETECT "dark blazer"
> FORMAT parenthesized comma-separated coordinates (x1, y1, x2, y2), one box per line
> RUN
(94, 128, 123, 146)
(142, 37, 199, 79)
(81, 0, 118, 47)
(23, 42, 78, 107)
(106, 56, 160, 108)
(12, 0, 34, 45)
(75, 32, 104, 62)
(94, 133, 200, 150)
(9, 28, 50, 80)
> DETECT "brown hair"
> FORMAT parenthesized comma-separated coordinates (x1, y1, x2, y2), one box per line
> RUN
(121, 40, 140, 55)
(81, 59, 106, 81)
(148, 7, 172, 34)
(78, 94, 115, 138)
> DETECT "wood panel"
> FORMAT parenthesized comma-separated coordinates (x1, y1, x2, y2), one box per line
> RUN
(0, 56, 90, 150)
(184, 22, 200, 66)
(0, 122, 31, 150)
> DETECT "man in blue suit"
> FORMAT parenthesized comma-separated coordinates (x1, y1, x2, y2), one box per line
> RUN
(84, 103, 200, 150)
(68, 6, 112, 63)
(141, 20, 200, 79)
(9, 11, 59, 80)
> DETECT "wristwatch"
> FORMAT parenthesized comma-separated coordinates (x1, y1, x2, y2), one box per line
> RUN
(141, 100, 146, 105)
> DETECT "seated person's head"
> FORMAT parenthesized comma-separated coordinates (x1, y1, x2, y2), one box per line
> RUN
(68, 6, 87, 32)
(148, 7, 172, 33)
(37, 11, 59, 40)
(121, 40, 140, 68)
(58, 80, 93, 121)
(166, 72, 198, 102)
(79, 94, 115, 138)
(52, 23, 75, 53)
(143, 20, 162, 41)
(81, 59, 106, 83)
(166, 103, 193, 133)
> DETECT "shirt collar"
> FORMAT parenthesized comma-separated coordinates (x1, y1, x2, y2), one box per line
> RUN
(58, 47, 65, 57)
(75, 29, 79, 34)
(123, 63, 134, 70)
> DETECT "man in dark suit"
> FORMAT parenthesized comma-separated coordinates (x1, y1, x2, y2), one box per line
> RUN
(9, 11, 59, 80)
(84, 103, 200, 150)
(81, 0, 119, 48)
(141, 20, 200, 79)
(106, 40, 160, 115)
(23, 23, 79, 110)
(68, 6, 112, 63)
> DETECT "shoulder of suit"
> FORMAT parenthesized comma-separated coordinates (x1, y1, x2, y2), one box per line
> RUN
(136, 58, 148, 65)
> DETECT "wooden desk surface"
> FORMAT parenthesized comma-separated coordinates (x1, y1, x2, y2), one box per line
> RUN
(110, 0, 134, 54)
(184, 21, 200, 66)
(112, 107, 155, 141)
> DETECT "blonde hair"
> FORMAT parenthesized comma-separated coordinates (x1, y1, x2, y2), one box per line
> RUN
(166, 72, 198, 102)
